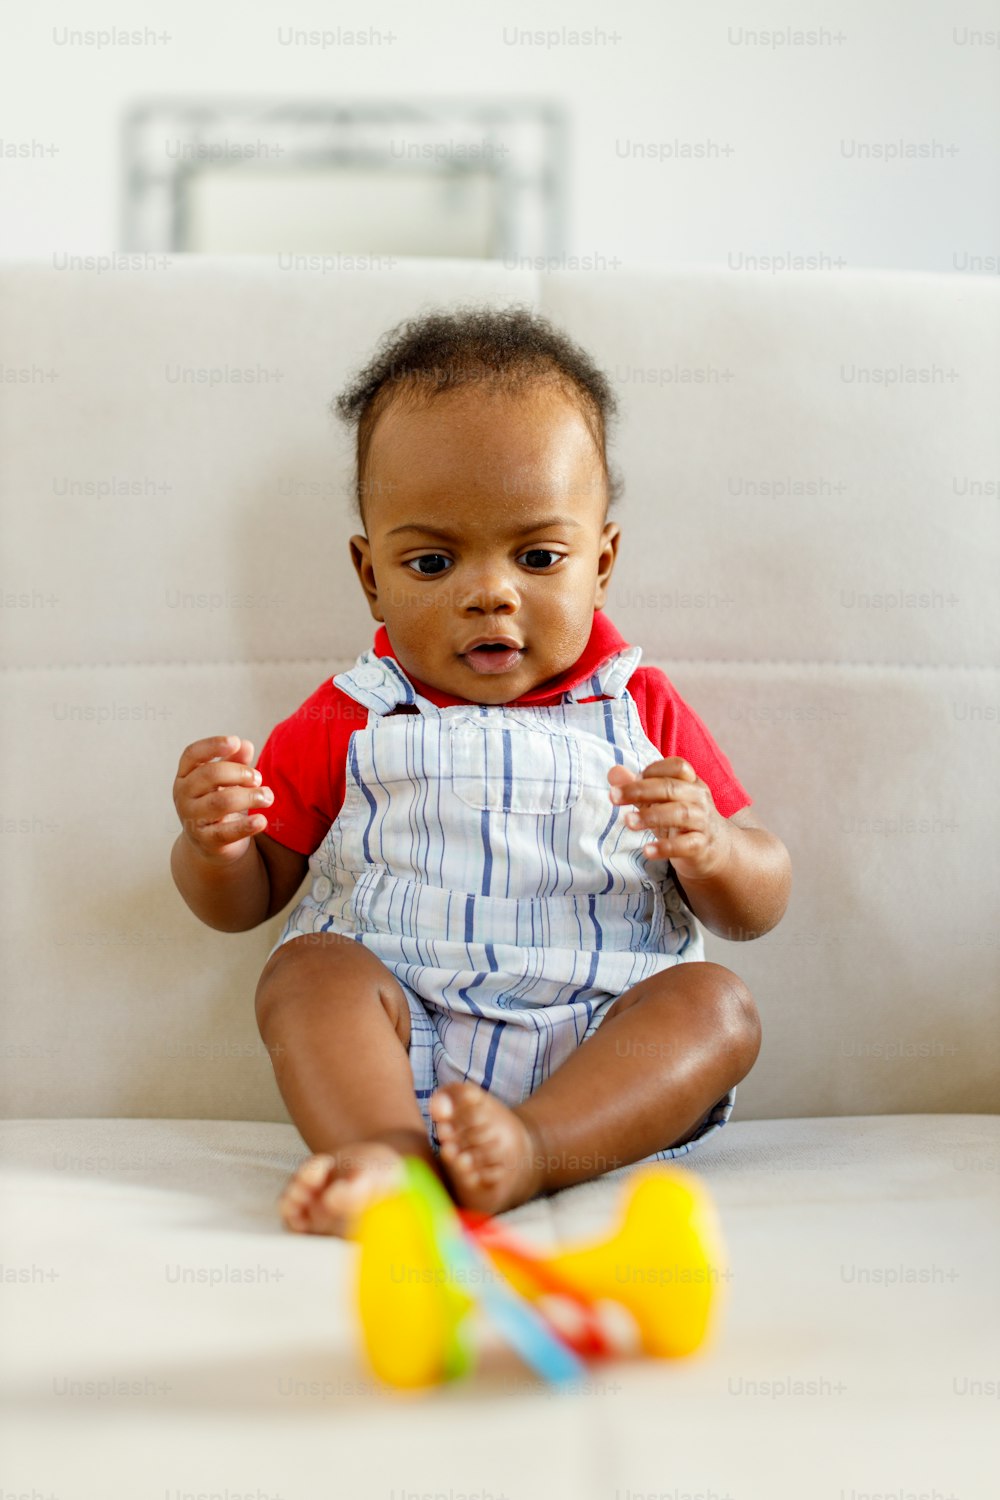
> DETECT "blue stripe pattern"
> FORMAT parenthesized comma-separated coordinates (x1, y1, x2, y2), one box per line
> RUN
(266, 643, 734, 1163)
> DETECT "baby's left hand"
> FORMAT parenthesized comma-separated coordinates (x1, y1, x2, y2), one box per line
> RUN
(607, 758, 733, 883)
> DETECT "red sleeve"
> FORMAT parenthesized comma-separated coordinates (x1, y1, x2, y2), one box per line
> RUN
(253, 680, 368, 856)
(627, 665, 752, 819)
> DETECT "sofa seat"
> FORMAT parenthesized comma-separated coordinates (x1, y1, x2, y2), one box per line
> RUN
(2, 1114, 997, 1498)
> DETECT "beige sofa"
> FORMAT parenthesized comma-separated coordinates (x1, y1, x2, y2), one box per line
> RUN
(1, 257, 997, 1497)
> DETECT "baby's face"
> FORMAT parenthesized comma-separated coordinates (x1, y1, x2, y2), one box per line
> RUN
(349, 383, 621, 704)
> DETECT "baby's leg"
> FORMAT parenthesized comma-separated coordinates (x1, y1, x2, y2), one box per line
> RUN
(254, 933, 439, 1236)
(430, 961, 761, 1214)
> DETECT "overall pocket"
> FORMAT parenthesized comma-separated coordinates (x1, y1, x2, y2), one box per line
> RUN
(449, 716, 582, 814)
(350, 863, 667, 955)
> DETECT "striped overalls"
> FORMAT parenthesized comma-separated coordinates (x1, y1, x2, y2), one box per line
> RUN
(269, 644, 735, 1168)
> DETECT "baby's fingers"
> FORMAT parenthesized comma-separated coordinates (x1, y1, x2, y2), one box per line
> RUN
(641, 758, 697, 782)
(190, 808, 269, 862)
(188, 782, 274, 828)
(640, 830, 700, 861)
(183, 787, 272, 857)
(182, 757, 265, 800)
(200, 806, 270, 841)
(611, 777, 702, 808)
(607, 759, 698, 801)
(608, 757, 695, 782)
(175, 735, 247, 779)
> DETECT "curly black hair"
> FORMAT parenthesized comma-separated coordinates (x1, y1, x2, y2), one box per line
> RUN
(332, 302, 624, 529)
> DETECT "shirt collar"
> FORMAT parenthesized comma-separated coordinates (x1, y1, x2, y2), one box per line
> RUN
(372, 610, 631, 708)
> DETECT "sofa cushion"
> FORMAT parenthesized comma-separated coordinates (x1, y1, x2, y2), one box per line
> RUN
(1, 259, 997, 1122)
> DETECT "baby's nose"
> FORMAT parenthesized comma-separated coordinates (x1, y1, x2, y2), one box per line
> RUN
(463, 589, 518, 614)
(457, 567, 519, 609)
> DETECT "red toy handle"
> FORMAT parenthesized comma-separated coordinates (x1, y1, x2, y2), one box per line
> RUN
(458, 1209, 615, 1358)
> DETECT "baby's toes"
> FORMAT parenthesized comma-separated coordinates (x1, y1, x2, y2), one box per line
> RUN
(279, 1154, 336, 1230)
(428, 1087, 459, 1149)
(438, 1124, 491, 1165)
(314, 1177, 363, 1236)
(432, 1116, 457, 1151)
(437, 1082, 490, 1133)
(430, 1084, 485, 1159)
(454, 1119, 495, 1152)
(452, 1146, 492, 1189)
(448, 1120, 498, 1176)
(467, 1152, 505, 1185)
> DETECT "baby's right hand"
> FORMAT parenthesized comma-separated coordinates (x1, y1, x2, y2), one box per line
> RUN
(172, 735, 274, 865)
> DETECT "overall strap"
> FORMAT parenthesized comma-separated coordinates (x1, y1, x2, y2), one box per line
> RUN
(332, 651, 439, 716)
(335, 643, 645, 714)
(562, 645, 644, 703)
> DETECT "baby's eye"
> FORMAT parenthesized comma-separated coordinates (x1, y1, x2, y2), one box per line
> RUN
(519, 549, 563, 570)
(406, 554, 452, 576)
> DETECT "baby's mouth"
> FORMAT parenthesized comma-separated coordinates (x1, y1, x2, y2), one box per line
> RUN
(461, 641, 525, 675)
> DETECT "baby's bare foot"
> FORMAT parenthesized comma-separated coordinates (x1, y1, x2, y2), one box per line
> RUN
(429, 1082, 544, 1215)
(278, 1141, 408, 1238)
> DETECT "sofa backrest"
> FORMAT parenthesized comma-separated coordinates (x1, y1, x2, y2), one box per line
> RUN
(2, 257, 996, 1123)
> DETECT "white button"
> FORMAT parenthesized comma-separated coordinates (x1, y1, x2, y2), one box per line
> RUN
(353, 665, 385, 687)
(312, 876, 333, 902)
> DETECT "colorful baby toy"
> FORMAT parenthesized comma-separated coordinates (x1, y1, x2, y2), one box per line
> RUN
(349, 1157, 728, 1389)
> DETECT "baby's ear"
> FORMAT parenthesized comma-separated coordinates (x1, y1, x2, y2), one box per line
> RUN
(594, 522, 622, 603)
(599, 522, 620, 579)
(348, 534, 382, 619)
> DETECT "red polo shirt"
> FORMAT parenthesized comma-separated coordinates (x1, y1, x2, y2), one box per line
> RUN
(255, 610, 752, 855)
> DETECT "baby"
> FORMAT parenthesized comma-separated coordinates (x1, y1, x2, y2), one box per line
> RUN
(171, 305, 791, 1237)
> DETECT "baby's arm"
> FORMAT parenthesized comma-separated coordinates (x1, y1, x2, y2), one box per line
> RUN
(607, 760, 791, 942)
(667, 805, 791, 941)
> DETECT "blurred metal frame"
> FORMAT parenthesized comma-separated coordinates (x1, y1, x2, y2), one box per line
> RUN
(121, 98, 569, 259)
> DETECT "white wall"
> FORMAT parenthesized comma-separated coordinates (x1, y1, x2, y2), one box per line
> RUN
(1, 0, 998, 273)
